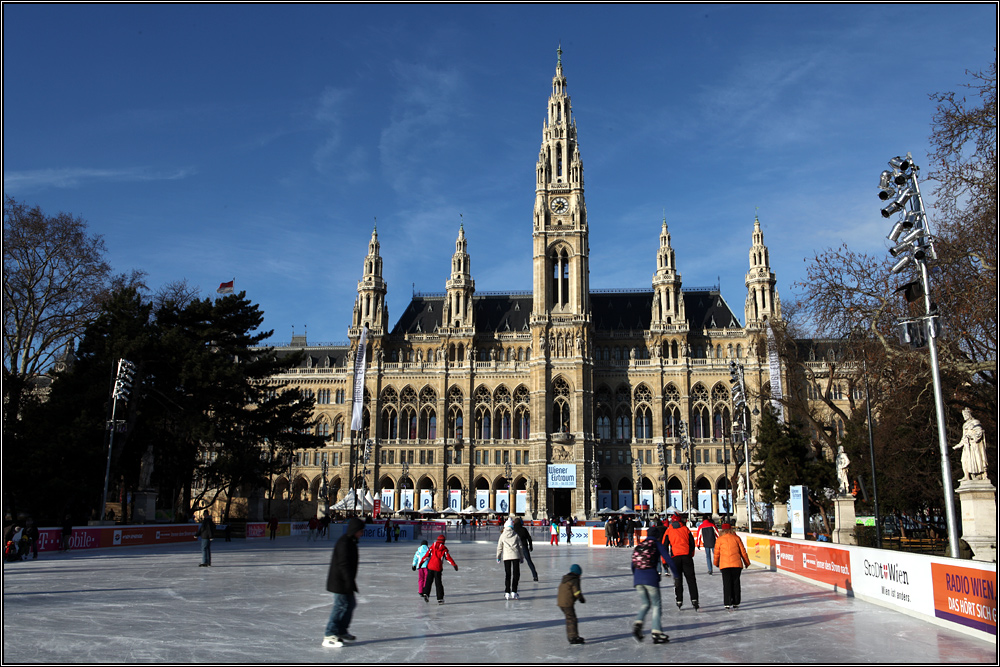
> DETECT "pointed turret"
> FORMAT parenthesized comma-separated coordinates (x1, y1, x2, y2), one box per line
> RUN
(744, 214, 781, 328)
(444, 220, 475, 331)
(651, 214, 686, 329)
(351, 222, 388, 337)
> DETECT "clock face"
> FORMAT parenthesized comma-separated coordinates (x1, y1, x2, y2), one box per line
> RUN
(550, 197, 569, 214)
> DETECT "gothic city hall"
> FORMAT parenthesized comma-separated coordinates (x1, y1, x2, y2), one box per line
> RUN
(268, 52, 788, 521)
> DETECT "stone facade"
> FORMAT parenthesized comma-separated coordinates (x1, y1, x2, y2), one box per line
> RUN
(266, 52, 796, 521)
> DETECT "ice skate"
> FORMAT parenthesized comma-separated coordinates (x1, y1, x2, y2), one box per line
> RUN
(651, 631, 670, 644)
(504, 592, 511, 600)
(339, 633, 356, 641)
(438, 599, 444, 605)
(322, 637, 344, 648)
(675, 601, 682, 610)
(632, 621, 644, 642)
(569, 636, 585, 644)
(511, 592, 519, 600)
(692, 600, 700, 611)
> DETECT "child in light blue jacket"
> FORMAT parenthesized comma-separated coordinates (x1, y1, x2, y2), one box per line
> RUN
(411, 540, 429, 595)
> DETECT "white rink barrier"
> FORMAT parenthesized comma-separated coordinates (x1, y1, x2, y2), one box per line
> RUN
(740, 532, 996, 643)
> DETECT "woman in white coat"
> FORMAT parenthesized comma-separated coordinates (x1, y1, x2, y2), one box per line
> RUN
(497, 519, 525, 599)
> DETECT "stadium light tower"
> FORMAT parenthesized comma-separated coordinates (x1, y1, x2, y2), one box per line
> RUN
(877, 153, 959, 558)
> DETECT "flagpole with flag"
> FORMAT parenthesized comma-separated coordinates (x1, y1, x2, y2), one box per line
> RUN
(350, 326, 368, 515)
(217, 279, 235, 295)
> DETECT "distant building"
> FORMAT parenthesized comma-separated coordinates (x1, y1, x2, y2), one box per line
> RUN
(265, 51, 847, 521)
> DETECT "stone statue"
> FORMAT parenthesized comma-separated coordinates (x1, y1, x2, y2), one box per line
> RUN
(139, 445, 154, 489)
(737, 475, 746, 500)
(953, 408, 988, 481)
(836, 445, 851, 495)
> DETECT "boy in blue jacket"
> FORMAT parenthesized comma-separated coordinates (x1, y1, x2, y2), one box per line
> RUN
(630, 536, 678, 644)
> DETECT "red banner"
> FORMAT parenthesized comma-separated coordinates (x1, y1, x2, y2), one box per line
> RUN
(772, 538, 852, 591)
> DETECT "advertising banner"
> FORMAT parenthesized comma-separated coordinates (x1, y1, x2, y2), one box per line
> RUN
(789, 485, 808, 539)
(515, 490, 527, 514)
(547, 464, 576, 489)
(597, 490, 613, 511)
(350, 326, 368, 432)
(449, 490, 462, 510)
(746, 534, 772, 568)
(639, 490, 655, 510)
(850, 548, 932, 618)
(617, 490, 633, 510)
(931, 562, 997, 636)
(381, 490, 395, 512)
(496, 490, 510, 514)
(400, 489, 414, 511)
(697, 490, 712, 513)
(718, 490, 733, 516)
(772, 538, 852, 591)
(668, 490, 684, 512)
(476, 490, 490, 511)
(419, 490, 434, 509)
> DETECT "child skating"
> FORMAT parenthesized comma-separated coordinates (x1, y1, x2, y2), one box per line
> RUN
(557, 564, 587, 644)
(411, 539, 429, 597)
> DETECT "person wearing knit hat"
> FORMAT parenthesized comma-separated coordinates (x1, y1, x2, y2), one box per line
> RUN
(557, 564, 587, 644)
(714, 523, 751, 610)
(418, 534, 458, 604)
(497, 520, 526, 599)
(664, 513, 700, 611)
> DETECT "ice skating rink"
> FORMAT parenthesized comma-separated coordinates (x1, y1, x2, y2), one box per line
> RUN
(3, 532, 995, 663)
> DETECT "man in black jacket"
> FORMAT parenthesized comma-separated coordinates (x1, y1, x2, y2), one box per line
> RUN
(323, 517, 366, 648)
(512, 517, 537, 581)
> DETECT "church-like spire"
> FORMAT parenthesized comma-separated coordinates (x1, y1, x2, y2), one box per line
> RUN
(744, 213, 781, 328)
(351, 220, 388, 336)
(445, 217, 475, 331)
(651, 214, 686, 329)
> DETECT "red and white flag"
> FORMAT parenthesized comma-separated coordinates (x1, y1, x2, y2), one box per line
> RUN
(217, 280, 235, 295)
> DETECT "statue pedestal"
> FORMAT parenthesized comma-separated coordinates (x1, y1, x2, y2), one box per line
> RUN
(833, 495, 857, 545)
(133, 490, 157, 524)
(772, 503, 788, 535)
(956, 479, 997, 562)
(735, 500, 748, 530)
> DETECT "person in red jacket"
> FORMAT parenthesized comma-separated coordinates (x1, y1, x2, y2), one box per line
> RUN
(714, 523, 751, 610)
(663, 514, 699, 610)
(418, 534, 458, 604)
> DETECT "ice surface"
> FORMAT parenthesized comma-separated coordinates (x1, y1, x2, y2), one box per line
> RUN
(3, 527, 995, 663)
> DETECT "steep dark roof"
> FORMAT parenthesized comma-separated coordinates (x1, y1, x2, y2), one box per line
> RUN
(272, 345, 350, 370)
(390, 289, 742, 335)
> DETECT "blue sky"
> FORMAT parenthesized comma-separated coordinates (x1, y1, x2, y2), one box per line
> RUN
(4, 4, 995, 345)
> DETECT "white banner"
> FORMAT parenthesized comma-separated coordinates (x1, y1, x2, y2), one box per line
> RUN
(766, 322, 785, 423)
(718, 490, 733, 515)
(789, 485, 808, 538)
(698, 489, 713, 513)
(597, 490, 613, 511)
(515, 490, 527, 514)
(419, 490, 434, 509)
(668, 490, 684, 512)
(496, 490, 510, 514)
(547, 464, 577, 489)
(400, 489, 414, 511)
(350, 326, 368, 432)
(639, 490, 655, 510)
(476, 490, 490, 512)
(617, 490, 633, 510)
(380, 490, 395, 512)
(448, 490, 462, 510)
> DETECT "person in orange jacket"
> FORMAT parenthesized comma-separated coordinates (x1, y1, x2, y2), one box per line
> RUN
(713, 523, 751, 610)
(663, 514, 699, 611)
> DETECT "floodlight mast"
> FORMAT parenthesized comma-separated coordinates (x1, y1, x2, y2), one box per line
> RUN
(879, 153, 959, 558)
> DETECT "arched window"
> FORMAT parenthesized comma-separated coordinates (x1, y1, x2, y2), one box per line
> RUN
(514, 407, 530, 440)
(615, 408, 632, 442)
(635, 406, 652, 440)
(382, 407, 398, 440)
(596, 413, 611, 441)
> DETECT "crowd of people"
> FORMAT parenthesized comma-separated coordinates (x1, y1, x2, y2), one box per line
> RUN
(321, 511, 751, 648)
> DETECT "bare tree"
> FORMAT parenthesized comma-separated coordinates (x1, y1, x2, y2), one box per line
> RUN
(3, 196, 144, 434)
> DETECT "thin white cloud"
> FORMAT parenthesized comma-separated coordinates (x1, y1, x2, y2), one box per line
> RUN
(3, 166, 194, 192)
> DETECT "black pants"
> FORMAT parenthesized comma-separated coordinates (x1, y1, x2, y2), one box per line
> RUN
(673, 554, 699, 605)
(721, 567, 743, 607)
(504, 559, 521, 593)
(422, 569, 445, 601)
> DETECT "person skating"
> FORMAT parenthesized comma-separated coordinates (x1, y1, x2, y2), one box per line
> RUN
(664, 514, 699, 610)
(550, 518, 559, 546)
(497, 519, 525, 599)
(557, 564, 587, 644)
(696, 516, 720, 575)
(418, 534, 458, 604)
(323, 516, 365, 647)
(714, 523, 751, 610)
(631, 535, 679, 644)
(195, 512, 215, 566)
(512, 517, 538, 581)
(412, 539, 430, 595)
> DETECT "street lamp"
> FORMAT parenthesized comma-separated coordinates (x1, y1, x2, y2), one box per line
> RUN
(877, 153, 959, 558)
(590, 455, 600, 518)
(400, 460, 410, 511)
(101, 359, 135, 522)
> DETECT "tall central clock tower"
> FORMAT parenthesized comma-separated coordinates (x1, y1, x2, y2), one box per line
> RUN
(530, 47, 594, 519)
